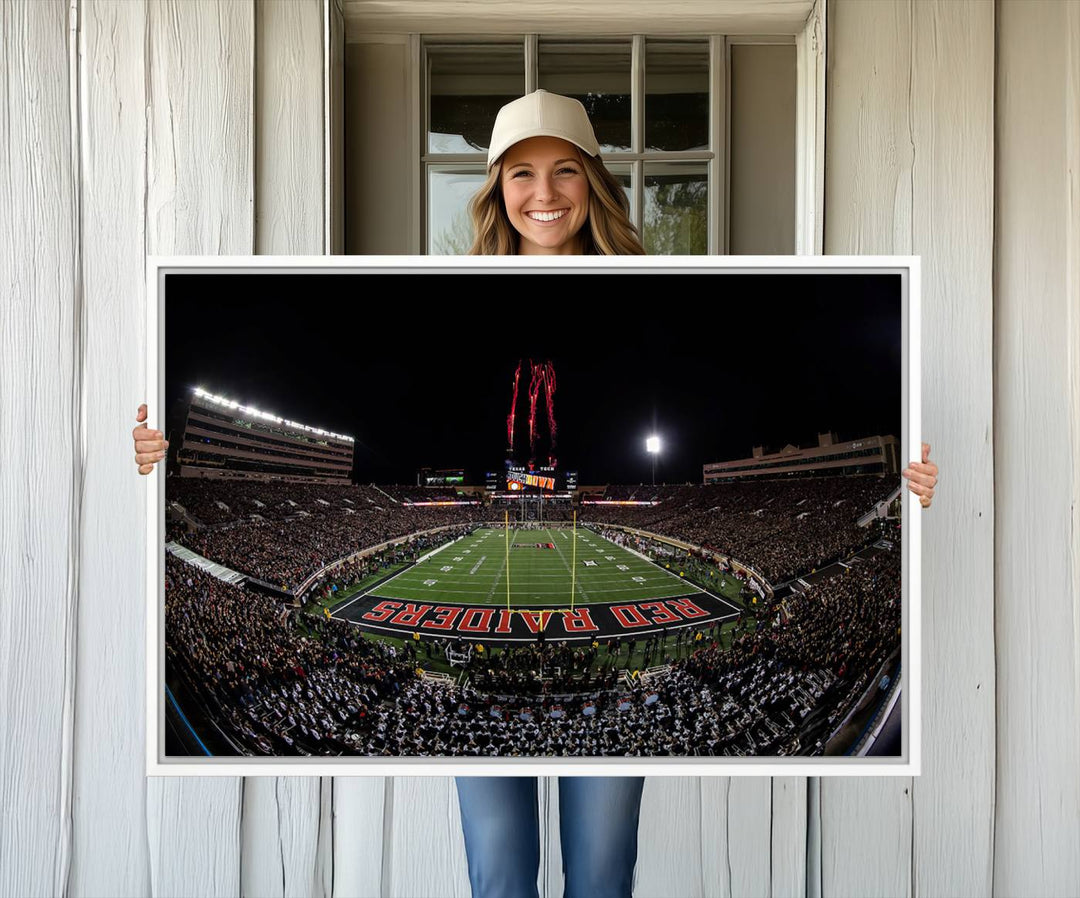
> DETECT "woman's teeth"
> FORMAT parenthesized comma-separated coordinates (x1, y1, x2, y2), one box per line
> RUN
(527, 210, 567, 222)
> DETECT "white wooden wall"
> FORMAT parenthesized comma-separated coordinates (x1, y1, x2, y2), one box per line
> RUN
(824, 2, 996, 894)
(993, 1, 1080, 893)
(1, 1, 1077, 896)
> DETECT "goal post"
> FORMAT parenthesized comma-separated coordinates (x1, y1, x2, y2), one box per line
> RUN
(571, 509, 577, 611)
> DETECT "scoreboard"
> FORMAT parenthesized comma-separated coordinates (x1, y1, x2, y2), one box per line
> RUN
(506, 464, 558, 492)
(503, 463, 577, 493)
(419, 467, 464, 487)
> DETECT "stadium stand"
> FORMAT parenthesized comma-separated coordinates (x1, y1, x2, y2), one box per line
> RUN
(164, 476, 903, 757)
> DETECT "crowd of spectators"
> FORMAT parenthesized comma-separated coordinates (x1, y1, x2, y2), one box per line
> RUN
(166, 555, 413, 754)
(591, 484, 685, 503)
(169, 481, 491, 589)
(166, 525, 901, 757)
(676, 546, 901, 752)
(377, 484, 477, 504)
(469, 641, 619, 696)
(163, 473, 901, 755)
(580, 476, 896, 583)
(169, 479, 385, 525)
(166, 472, 896, 611)
(490, 497, 576, 523)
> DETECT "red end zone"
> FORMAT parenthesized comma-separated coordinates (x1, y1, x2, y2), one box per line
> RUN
(335, 591, 741, 643)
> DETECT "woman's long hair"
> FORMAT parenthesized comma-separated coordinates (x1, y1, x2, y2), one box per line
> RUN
(468, 150, 645, 255)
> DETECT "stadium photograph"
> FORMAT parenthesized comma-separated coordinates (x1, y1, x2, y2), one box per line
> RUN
(158, 267, 908, 763)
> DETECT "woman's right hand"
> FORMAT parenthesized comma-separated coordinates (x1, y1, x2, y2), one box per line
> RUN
(133, 403, 169, 475)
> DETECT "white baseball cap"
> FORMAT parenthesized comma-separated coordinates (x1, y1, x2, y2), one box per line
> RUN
(486, 89, 601, 169)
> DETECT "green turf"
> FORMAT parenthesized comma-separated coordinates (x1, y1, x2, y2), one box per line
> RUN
(367, 526, 705, 609)
(314, 563, 409, 611)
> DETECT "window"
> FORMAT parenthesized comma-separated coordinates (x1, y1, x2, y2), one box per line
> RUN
(421, 35, 794, 256)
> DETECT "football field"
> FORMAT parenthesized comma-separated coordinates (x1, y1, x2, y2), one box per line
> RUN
(367, 526, 699, 609)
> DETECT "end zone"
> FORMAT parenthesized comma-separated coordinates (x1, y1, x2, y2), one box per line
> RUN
(334, 590, 741, 643)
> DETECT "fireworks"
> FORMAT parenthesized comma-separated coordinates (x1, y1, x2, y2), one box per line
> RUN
(508, 359, 557, 465)
(506, 361, 521, 453)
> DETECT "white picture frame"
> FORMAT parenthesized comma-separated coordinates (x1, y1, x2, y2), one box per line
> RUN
(146, 254, 920, 777)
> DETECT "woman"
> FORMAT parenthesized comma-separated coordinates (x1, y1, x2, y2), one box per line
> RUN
(466, 89, 643, 257)
(131, 90, 939, 898)
(454, 90, 648, 898)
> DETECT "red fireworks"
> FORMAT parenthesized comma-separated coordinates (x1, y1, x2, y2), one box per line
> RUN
(507, 359, 557, 465)
(506, 361, 521, 453)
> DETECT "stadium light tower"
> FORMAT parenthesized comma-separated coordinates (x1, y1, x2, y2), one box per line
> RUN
(646, 435, 661, 486)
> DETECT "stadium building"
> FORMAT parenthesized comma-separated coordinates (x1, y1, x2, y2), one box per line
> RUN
(172, 387, 354, 483)
(703, 431, 899, 483)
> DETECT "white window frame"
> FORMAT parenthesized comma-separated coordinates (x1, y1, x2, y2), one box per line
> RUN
(394, 1, 825, 256)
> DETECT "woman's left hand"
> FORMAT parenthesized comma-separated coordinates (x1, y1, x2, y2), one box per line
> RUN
(902, 442, 938, 508)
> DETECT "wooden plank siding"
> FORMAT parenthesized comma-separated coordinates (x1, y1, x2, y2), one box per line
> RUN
(0, 2, 79, 896)
(825, 1, 993, 898)
(70, 1, 152, 895)
(823, 2, 996, 897)
(993, 2, 1080, 894)
(244, 3, 329, 897)
(142, 0, 253, 894)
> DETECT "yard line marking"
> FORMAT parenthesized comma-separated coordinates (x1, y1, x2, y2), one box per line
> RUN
(609, 535, 708, 594)
(486, 528, 516, 599)
(357, 581, 696, 599)
(342, 526, 707, 612)
(548, 527, 591, 602)
(333, 561, 422, 615)
(469, 555, 486, 575)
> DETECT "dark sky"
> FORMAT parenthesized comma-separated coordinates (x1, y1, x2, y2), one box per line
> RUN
(165, 272, 902, 485)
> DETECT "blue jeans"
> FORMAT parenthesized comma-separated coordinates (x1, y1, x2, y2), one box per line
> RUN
(455, 776, 645, 898)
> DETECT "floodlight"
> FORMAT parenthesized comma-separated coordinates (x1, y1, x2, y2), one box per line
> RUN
(188, 386, 353, 441)
(646, 435, 661, 486)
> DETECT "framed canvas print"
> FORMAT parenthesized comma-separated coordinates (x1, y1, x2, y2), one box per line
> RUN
(146, 255, 920, 776)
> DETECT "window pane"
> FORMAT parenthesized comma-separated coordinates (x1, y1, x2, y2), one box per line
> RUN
(428, 167, 487, 254)
(643, 163, 708, 255)
(604, 163, 634, 220)
(428, 44, 524, 154)
(645, 40, 709, 152)
(538, 40, 632, 153)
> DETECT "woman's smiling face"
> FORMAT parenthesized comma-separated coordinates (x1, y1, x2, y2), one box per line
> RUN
(499, 136, 590, 255)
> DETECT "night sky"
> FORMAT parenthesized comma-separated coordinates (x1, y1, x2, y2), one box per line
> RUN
(165, 272, 902, 485)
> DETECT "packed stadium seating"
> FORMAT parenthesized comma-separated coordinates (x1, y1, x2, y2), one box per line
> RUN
(169, 476, 895, 591)
(580, 477, 896, 583)
(165, 475, 902, 757)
